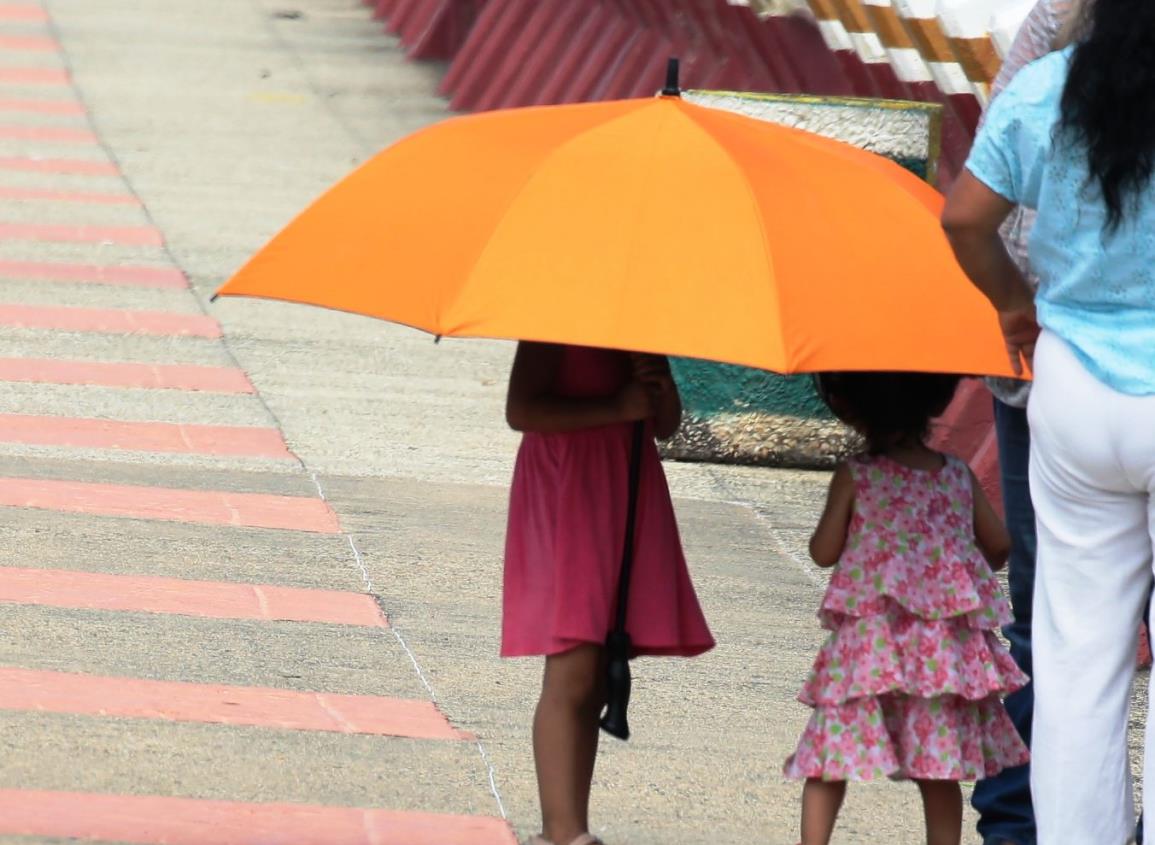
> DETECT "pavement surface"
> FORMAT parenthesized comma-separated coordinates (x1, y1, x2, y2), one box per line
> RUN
(0, 1, 1147, 843)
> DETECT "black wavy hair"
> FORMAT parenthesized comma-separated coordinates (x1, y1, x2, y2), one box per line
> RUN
(1060, 0, 1155, 232)
(814, 371, 960, 454)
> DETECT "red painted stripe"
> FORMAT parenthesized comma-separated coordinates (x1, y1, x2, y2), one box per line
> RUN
(0, 305, 221, 337)
(0, 68, 67, 83)
(0, 6, 49, 21)
(0, 185, 137, 204)
(0, 668, 463, 739)
(0, 358, 254, 393)
(0, 35, 56, 50)
(0, 124, 95, 142)
(0, 791, 515, 845)
(0, 260, 182, 286)
(0, 414, 293, 458)
(0, 98, 84, 113)
(0, 567, 387, 627)
(0, 477, 340, 532)
(0, 223, 162, 245)
(0, 156, 116, 174)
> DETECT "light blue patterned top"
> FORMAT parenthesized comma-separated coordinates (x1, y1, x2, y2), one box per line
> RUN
(965, 47, 1155, 396)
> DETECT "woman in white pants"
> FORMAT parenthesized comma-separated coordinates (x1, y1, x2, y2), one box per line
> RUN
(942, 1, 1155, 842)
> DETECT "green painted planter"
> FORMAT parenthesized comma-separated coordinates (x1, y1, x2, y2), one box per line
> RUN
(662, 91, 942, 468)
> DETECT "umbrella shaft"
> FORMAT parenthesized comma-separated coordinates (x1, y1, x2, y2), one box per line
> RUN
(611, 420, 646, 635)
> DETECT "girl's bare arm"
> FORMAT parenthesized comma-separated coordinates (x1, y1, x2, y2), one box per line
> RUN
(505, 342, 652, 433)
(809, 464, 855, 567)
(971, 468, 1011, 570)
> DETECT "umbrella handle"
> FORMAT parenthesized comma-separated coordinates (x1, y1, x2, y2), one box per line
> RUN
(599, 419, 646, 741)
(599, 631, 633, 740)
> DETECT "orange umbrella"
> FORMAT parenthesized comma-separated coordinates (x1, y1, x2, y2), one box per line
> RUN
(214, 69, 1014, 378)
(214, 62, 1014, 741)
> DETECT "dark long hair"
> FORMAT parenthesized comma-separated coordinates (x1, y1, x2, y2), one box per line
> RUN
(1060, 0, 1155, 232)
(814, 372, 960, 455)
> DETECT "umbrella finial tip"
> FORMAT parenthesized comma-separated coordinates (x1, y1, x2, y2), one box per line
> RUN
(661, 57, 680, 97)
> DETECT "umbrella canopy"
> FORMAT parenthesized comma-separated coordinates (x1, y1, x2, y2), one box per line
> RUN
(215, 89, 1014, 377)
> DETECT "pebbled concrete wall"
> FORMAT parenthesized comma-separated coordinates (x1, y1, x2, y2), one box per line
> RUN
(663, 90, 941, 467)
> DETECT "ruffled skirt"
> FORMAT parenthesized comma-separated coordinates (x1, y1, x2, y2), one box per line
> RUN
(785, 693, 1030, 781)
(785, 601, 1029, 781)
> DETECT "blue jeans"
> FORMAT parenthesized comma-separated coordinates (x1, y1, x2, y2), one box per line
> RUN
(974, 400, 1149, 844)
(973, 400, 1036, 845)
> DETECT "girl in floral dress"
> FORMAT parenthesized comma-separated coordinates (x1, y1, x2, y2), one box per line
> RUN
(785, 372, 1030, 845)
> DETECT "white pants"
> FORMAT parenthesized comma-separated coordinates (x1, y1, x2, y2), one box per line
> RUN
(1029, 331, 1155, 844)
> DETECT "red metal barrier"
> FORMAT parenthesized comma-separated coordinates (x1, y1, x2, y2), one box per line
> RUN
(930, 379, 1000, 513)
(385, 0, 418, 34)
(733, 6, 803, 94)
(371, 0, 485, 61)
(763, 15, 857, 96)
(471, 0, 563, 110)
(404, 0, 479, 59)
(443, 0, 527, 109)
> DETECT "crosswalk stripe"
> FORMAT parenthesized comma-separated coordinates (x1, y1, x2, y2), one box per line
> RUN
(0, 668, 466, 739)
(0, 566, 388, 626)
(0, 413, 293, 458)
(0, 358, 254, 392)
(0, 476, 341, 532)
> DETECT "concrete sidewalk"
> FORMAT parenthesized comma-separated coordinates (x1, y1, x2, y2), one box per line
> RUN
(4, 1, 1124, 842)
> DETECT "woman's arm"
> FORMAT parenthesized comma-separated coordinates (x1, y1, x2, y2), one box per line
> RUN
(630, 354, 682, 440)
(505, 342, 652, 433)
(809, 464, 856, 567)
(970, 468, 1011, 570)
(942, 172, 1041, 375)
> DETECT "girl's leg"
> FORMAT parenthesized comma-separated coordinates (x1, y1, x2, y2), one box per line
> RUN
(571, 650, 606, 832)
(800, 779, 846, 845)
(916, 780, 962, 845)
(533, 644, 605, 845)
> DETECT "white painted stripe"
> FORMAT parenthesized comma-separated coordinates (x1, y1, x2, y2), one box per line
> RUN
(937, 0, 999, 38)
(990, 0, 1034, 57)
(928, 61, 974, 95)
(894, 0, 936, 17)
(817, 18, 855, 52)
(887, 48, 934, 83)
(849, 31, 889, 64)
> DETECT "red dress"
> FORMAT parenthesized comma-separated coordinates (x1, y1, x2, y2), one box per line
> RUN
(501, 345, 715, 658)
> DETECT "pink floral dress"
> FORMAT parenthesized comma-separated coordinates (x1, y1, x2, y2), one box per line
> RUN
(784, 454, 1030, 782)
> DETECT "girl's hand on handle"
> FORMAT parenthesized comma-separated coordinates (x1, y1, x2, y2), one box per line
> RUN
(629, 352, 683, 440)
(630, 353, 675, 396)
(615, 380, 655, 422)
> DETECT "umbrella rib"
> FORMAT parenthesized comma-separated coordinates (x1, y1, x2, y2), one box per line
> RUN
(683, 107, 789, 369)
(617, 104, 675, 344)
